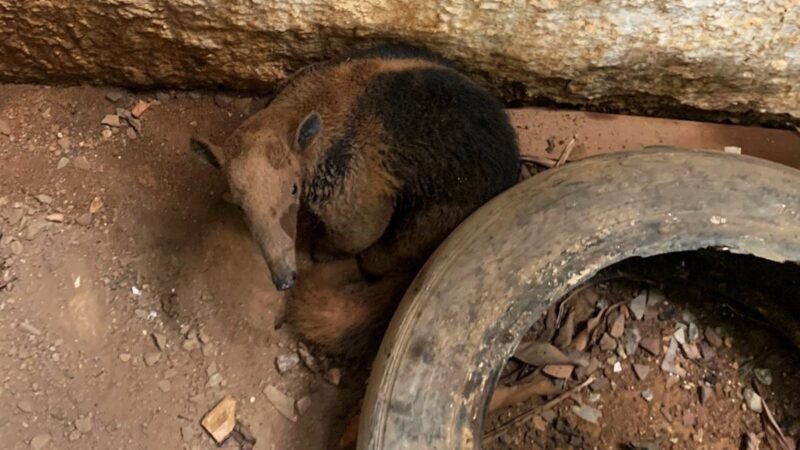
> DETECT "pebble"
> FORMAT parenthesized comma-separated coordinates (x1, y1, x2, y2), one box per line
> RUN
(119, 353, 131, 362)
(201, 396, 236, 444)
(214, 94, 233, 107)
(89, 196, 103, 214)
(101, 114, 121, 127)
(661, 338, 687, 377)
(295, 396, 312, 416)
(164, 368, 178, 379)
(681, 342, 702, 360)
(36, 194, 53, 204)
(276, 353, 301, 374)
(143, 352, 161, 366)
(10, 240, 23, 255)
(126, 128, 138, 139)
(206, 362, 218, 377)
(105, 91, 124, 102)
(198, 329, 211, 344)
(73, 156, 91, 171)
(571, 404, 602, 424)
(181, 425, 195, 442)
(30, 433, 51, 450)
(630, 292, 647, 320)
(25, 220, 50, 240)
(17, 398, 34, 413)
(8, 208, 24, 225)
(743, 387, 763, 413)
(0, 119, 11, 136)
(182, 336, 201, 351)
(705, 328, 723, 348)
(633, 364, 650, 381)
(76, 213, 93, 226)
(45, 213, 64, 223)
(639, 337, 662, 356)
(206, 373, 223, 388)
(673, 327, 686, 345)
(641, 389, 654, 402)
(155, 92, 171, 102)
(68, 430, 81, 441)
(101, 129, 113, 139)
(624, 327, 641, 356)
(152, 332, 167, 351)
(264, 385, 297, 422)
(57, 157, 70, 170)
(753, 368, 773, 386)
(609, 312, 625, 338)
(57, 137, 71, 151)
(699, 385, 713, 404)
(599, 333, 617, 351)
(75, 416, 92, 433)
(130, 100, 150, 118)
(157, 380, 172, 393)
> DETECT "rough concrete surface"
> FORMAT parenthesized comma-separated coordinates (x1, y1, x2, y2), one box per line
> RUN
(0, 1, 798, 119)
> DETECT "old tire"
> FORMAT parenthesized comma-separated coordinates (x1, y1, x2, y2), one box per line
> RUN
(358, 147, 800, 449)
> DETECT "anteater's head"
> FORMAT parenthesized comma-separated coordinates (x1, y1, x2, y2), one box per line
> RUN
(189, 111, 323, 291)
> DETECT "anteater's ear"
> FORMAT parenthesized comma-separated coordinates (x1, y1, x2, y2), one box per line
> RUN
(293, 112, 323, 153)
(190, 136, 225, 169)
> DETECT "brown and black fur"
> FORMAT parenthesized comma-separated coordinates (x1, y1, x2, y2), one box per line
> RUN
(191, 43, 519, 350)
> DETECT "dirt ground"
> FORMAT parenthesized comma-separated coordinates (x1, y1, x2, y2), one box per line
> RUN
(1, 84, 799, 450)
(0, 84, 353, 450)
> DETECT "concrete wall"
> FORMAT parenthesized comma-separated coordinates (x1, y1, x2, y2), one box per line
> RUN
(1, 1, 798, 118)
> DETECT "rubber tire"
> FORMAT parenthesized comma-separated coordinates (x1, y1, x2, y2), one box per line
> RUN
(359, 147, 800, 450)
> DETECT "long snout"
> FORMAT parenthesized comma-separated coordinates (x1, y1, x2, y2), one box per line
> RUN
(250, 224, 297, 291)
(269, 261, 297, 291)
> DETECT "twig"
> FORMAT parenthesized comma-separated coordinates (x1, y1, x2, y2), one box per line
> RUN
(555, 136, 577, 167)
(754, 383, 792, 449)
(519, 155, 556, 168)
(483, 376, 595, 443)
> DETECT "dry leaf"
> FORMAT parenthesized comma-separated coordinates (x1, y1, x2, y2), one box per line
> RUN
(514, 342, 572, 367)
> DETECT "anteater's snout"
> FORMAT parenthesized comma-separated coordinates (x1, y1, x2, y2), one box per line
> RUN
(271, 269, 296, 291)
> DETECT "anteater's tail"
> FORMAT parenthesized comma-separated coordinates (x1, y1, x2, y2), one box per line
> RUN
(286, 259, 414, 358)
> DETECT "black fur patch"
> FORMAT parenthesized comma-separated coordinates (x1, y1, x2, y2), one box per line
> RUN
(356, 66, 519, 233)
(303, 125, 356, 204)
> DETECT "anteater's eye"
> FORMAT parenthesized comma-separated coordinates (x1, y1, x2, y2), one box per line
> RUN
(291, 184, 298, 196)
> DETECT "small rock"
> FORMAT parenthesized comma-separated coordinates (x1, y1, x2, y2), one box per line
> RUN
(164, 368, 178, 379)
(57, 157, 70, 170)
(661, 338, 686, 377)
(699, 385, 712, 404)
(89, 196, 103, 214)
(183, 336, 201, 351)
(73, 156, 91, 171)
(143, 352, 161, 366)
(681, 342, 701, 360)
(673, 327, 686, 345)
(633, 363, 650, 381)
(743, 387, 763, 413)
(156, 92, 171, 102)
(157, 380, 172, 392)
(181, 425, 195, 442)
(532, 415, 548, 432)
(699, 342, 716, 361)
(198, 329, 211, 344)
(130, 100, 150, 118)
(630, 292, 647, 320)
(639, 337, 662, 356)
(297, 342, 319, 373)
(57, 137, 71, 151)
(599, 333, 617, 351)
(641, 389, 654, 402)
(590, 376, 610, 392)
(201, 395, 237, 444)
(609, 312, 625, 338)
(295, 396, 312, 416)
(276, 353, 301, 374)
(101, 114, 121, 127)
(324, 367, 342, 386)
(76, 213, 93, 226)
(36, 194, 53, 204)
(8, 208, 24, 225)
(126, 127, 138, 139)
(101, 129, 112, 138)
(264, 385, 297, 422)
(624, 327, 641, 357)
(613, 361, 622, 373)
(571, 404, 602, 424)
(705, 328, 723, 348)
(119, 353, 131, 362)
(45, 213, 64, 223)
(214, 94, 234, 107)
(10, 240, 23, 255)
(0, 119, 11, 136)
(30, 433, 51, 450)
(105, 91, 124, 102)
(206, 362, 218, 377)
(152, 332, 167, 351)
(75, 416, 92, 433)
(687, 321, 699, 342)
(206, 373, 223, 388)
(17, 398, 34, 413)
(68, 430, 81, 441)
(25, 220, 49, 240)
(753, 368, 772, 386)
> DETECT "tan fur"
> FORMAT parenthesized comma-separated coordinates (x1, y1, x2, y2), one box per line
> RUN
(286, 258, 414, 355)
